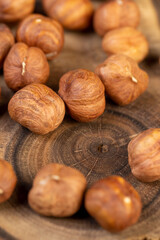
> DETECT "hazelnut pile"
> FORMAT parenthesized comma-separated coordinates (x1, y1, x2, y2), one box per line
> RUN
(0, 0, 159, 235)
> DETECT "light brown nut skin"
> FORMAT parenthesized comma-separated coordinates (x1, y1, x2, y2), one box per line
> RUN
(0, 0, 35, 22)
(4, 43, 50, 91)
(0, 159, 17, 204)
(94, 0, 140, 37)
(16, 14, 64, 60)
(85, 176, 142, 232)
(128, 128, 160, 182)
(102, 27, 149, 62)
(95, 54, 149, 106)
(8, 83, 65, 135)
(0, 24, 14, 69)
(58, 69, 106, 122)
(28, 163, 87, 217)
(42, 0, 94, 30)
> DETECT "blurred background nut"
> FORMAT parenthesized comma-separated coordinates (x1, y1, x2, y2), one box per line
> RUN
(8, 83, 65, 135)
(95, 54, 149, 106)
(0, 0, 35, 22)
(4, 43, 49, 91)
(94, 0, 140, 37)
(28, 163, 87, 217)
(85, 176, 142, 232)
(0, 24, 14, 69)
(128, 128, 160, 182)
(58, 69, 105, 122)
(16, 14, 64, 60)
(102, 27, 149, 62)
(42, 0, 94, 30)
(0, 159, 17, 204)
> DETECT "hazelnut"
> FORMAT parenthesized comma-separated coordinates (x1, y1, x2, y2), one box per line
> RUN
(8, 83, 65, 135)
(128, 128, 160, 182)
(94, 0, 140, 37)
(102, 27, 149, 62)
(0, 0, 35, 22)
(58, 69, 106, 122)
(85, 176, 142, 232)
(0, 159, 17, 204)
(4, 43, 50, 91)
(28, 163, 87, 217)
(16, 14, 64, 60)
(42, 0, 94, 30)
(0, 24, 14, 69)
(95, 54, 149, 106)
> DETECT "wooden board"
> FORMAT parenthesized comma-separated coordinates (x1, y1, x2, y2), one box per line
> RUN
(0, 1, 160, 240)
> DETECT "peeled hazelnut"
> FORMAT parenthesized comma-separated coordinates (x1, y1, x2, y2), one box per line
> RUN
(95, 54, 149, 106)
(16, 14, 64, 60)
(85, 176, 142, 232)
(0, 0, 35, 22)
(4, 43, 50, 91)
(0, 24, 14, 69)
(42, 0, 94, 30)
(58, 69, 106, 122)
(128, 128, 160, 182)
(94, 0, 140, 37)
(8, 83, 65, 135)
(102, 27, 149, 62)
(0, 159, 17, 204)
(28, 163, 87, 217)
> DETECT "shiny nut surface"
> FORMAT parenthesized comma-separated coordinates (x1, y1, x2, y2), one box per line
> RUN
(85, 176, 142, 232)
(42, 0, 94, 30)
(94, 0, 140, 36)
(16, 14, 64, 60)
(0, 159, 17, 204)
(0, 0, 35, 22)
(28, 163, 87, 217)
(128, 128, 160, 182)
(102, 27, 149, 62)
(95, 54, 149, 106)
(58, 69, 105, 122)
(0, 24, 14, 69)
(4, 42, 50, 91)
(8, 83, 65, 135)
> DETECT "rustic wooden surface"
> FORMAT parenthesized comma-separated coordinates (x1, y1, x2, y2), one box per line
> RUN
(0, 1, 160, 240)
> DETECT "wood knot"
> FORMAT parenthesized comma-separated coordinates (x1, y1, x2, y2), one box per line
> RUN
(97, 144, 108, 153)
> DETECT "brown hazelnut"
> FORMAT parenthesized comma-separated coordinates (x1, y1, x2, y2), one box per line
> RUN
(16, 14, 64, 60)
(42, 0, 94, 30)
(58, 69, 106, 122)
(8, 83, 65, 135)
(0, 159, 17, 204)
(85, 176, 142, 232)
(94, 0, 140, 37)
(128, 128, 160, 182)
(4, 43, 50, 91)
(95, 54, 149, 106)
(0, 0, 35, 22)
(102, 27, 149, 62)
(0, 24, 14, 69)
(28, 163, 87, 217)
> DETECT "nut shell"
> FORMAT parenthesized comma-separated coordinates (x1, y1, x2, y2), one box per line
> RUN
(0, 159, 17, 204)
(95, 54, 149, 106)
(0, 0, 35, 22)
(94, 0, 140, 36)
(102, 27, 149, 62)
(58, 69, 106, 122)
(4, 43, 50, 91)
(128, 128, 160, 182)
(28, 163, 87, 217)
(42, 0, 94, 30)
(85, 176, 142, 232)
(16, 14, 64, 60)
(8, 83, 65, 135)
